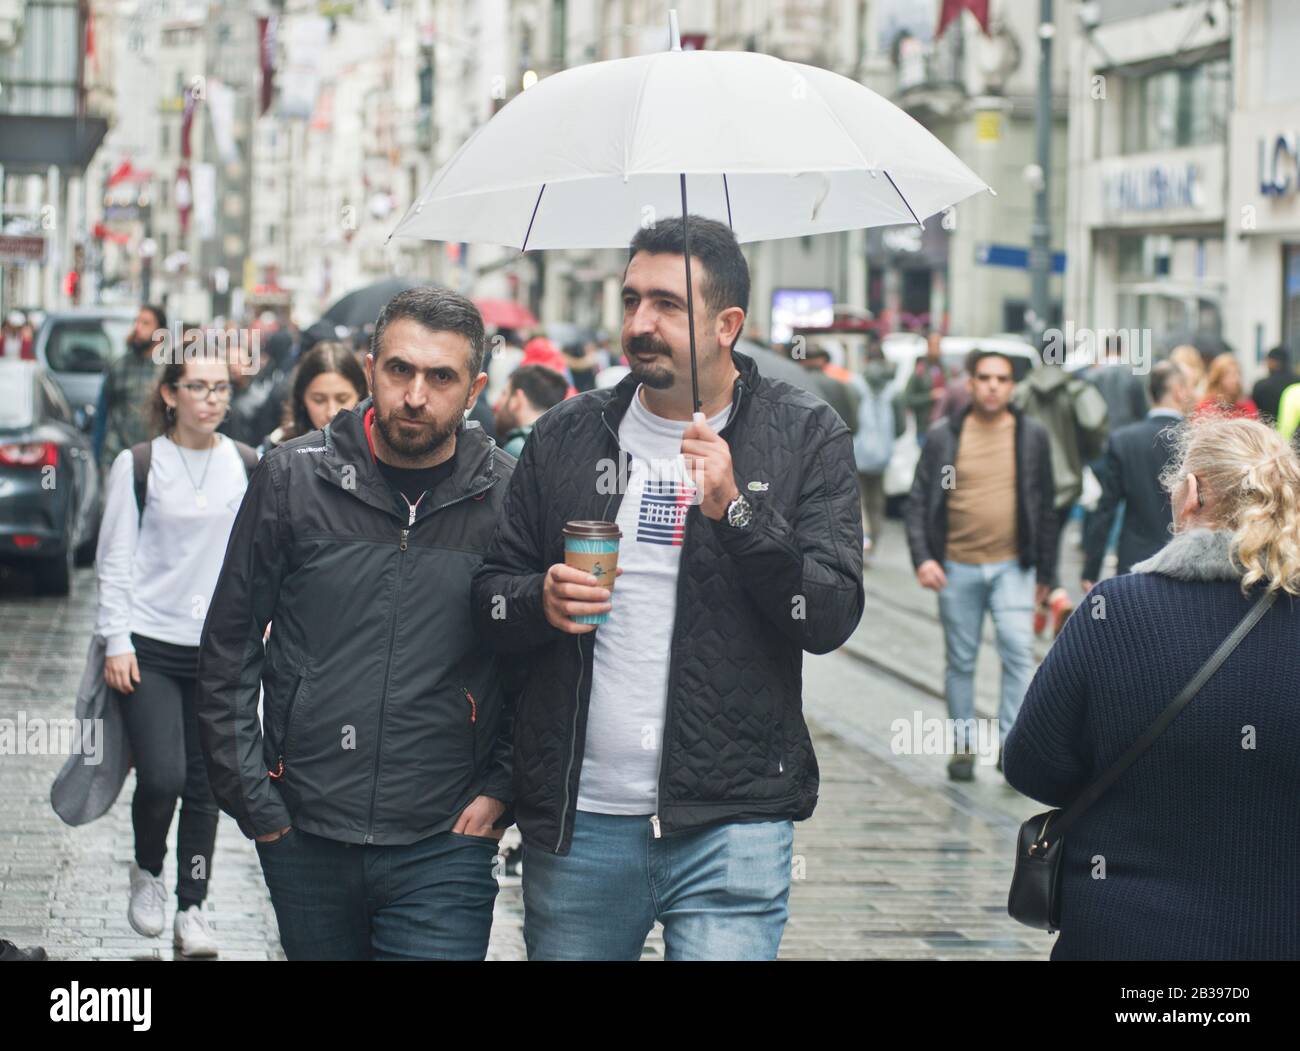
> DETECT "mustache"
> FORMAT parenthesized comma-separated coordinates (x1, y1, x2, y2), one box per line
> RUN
(626, 334, 673, 358)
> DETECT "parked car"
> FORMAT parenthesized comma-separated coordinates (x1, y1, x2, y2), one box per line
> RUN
(32, 307, 136, 425)
(882, 334, 1041, 508)
(0, 361, 102, 595)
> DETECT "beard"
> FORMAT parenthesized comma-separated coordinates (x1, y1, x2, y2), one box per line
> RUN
(625, 333, 676, 390)
(372, 402, 462, 460)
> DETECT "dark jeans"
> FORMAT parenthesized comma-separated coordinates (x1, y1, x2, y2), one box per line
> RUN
(117, 633, 219, 910)
(255, 827, 501, 960)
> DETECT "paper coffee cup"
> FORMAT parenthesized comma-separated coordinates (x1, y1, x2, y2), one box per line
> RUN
(562, 520, 621, 625)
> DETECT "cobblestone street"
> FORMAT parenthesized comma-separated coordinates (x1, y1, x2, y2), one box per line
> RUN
(0, 516, 1070, 960)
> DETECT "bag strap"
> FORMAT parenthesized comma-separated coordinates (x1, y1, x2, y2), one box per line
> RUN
(1040, 588, 1278, 848)
(131, 437, 258, 527)
(131, 441, 151, 526)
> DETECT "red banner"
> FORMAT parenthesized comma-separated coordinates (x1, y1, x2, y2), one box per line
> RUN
(937, 0, 991, 38)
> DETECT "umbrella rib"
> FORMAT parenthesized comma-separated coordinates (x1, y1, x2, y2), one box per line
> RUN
(521, 184, 547, 252)
(883, 170, 924, 230)
(723, 173, 733, 231)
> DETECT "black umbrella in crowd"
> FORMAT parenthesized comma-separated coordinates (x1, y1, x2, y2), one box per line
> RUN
(321, 276, 421, 330)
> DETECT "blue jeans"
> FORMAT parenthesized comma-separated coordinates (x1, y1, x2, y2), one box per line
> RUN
(522, 812, 793, 960)
(255, 827, 500, 960)
(937, 559, 1036, 745)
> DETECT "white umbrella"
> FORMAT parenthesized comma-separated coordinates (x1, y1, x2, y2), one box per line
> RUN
(389, 11, 990, 409)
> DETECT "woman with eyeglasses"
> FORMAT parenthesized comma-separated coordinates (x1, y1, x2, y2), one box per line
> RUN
(94, 355, 258, 958)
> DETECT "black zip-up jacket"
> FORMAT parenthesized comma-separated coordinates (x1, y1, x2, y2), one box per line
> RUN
(196, 398, 515, 844)
(904, 405, 1057, 584)
(470, 350, 865, 856)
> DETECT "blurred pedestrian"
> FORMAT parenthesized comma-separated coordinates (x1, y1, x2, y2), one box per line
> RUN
(1013, 341, 1109, 636)
(799, 345, 859, 434)
(1169, 344, 1207, 398)
(902, 327, 945, 446)
(1084, 333, 1149, 431)
(93, 304, 167, 468)
(258, 341, 368, 454)
(1, 310, 34, 360)
(563, 338, 601, 393)
(472, 215, 864, 960)
(1082, 361, 1195, 589)
(495, 363, 569, 459)
(1250, 345, 1293, 425)
(1004, 413, 1300, 960)
(906, 349, 1056, 780)
(1196, 354, 1258, 419)
(197, 287, 514, 961)
(94, 356, 259, 957)
(851, 342, 896, 561)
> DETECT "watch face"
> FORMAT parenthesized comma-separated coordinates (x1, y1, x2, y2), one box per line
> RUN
(728, 494, 752, 528)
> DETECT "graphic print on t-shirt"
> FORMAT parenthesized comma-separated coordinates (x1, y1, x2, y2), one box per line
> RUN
(636, 476, 697, 546)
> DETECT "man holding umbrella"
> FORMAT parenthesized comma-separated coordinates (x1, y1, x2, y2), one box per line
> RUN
(472, 216, 864, 960)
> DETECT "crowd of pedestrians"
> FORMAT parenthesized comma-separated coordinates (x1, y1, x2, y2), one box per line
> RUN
(4, 225, 1298, 963)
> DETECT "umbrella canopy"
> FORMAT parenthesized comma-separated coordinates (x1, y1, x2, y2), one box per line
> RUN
(322, 276, 421, 329)
(390, 47, 988, 251)
(475, 298, 539, 329)
(389, 13, 990, 412)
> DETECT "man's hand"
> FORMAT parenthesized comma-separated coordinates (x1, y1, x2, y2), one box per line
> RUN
(1036, 583, 1051, 607)
(542, 564, 623, 634)
(105, 653, 141, 694)
(454, 795, 507, 840)
(255, 826, 291, 843)
(681, 413, 739, 521)
(916, 560, 947, 591)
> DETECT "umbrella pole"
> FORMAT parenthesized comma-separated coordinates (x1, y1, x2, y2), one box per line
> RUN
(679, 173, 702, 415)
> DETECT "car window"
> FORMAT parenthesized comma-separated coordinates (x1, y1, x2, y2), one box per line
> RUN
(0, 372, 35, 428)
(44, 319, 133, 373)
(39, 375, 72, 423)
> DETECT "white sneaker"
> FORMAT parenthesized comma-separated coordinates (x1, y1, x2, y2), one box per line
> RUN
(128, 862, 167, 938)
(173, 905, 219, 958)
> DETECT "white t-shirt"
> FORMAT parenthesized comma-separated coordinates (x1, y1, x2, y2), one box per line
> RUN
(576, 387, 732, 815)
(95, 435, 250, 656)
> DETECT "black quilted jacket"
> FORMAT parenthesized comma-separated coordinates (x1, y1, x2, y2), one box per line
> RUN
(470, 350, 865, 856)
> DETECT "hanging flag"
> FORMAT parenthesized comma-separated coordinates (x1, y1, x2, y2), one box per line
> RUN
(258, 15, 278, 116)
(176, 165, 193, 234)
(937, 0, 991, 38)
(181, 86, 195, 160)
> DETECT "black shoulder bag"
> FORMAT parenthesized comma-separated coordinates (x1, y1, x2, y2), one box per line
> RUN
(1008, 588, 1278, 932)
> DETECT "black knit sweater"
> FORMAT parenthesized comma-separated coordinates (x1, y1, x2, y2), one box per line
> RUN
(1003, 528, 1300, 960)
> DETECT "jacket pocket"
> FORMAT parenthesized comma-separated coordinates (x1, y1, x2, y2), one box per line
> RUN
(281, 671, 309, 763)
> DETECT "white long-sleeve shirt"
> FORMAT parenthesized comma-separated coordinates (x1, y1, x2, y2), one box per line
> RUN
(95, 435, 249, 657)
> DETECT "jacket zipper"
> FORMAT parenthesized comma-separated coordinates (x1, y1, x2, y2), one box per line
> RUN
(362, 471, 498, 844)
(463, 685, 477, 766)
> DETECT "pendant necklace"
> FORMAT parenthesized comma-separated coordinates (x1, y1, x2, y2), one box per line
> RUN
(174, 434, 217, 509)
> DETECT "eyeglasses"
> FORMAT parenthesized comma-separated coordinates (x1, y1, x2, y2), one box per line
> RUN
(173, 381, 234, 400)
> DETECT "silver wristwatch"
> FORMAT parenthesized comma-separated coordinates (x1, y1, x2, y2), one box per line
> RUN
(725, 493, 753, 529)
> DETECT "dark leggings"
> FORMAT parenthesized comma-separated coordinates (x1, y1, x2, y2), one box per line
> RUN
(117, 634, 219, 910)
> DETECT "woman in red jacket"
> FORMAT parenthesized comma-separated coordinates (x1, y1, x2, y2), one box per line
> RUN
(1195, 353, 1258, 419)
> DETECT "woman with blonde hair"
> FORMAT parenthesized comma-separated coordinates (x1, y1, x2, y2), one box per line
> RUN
(1168, 344, 1206, 398)
(1196, 352, 1259, 419)
(1004, 414, 1300, 959)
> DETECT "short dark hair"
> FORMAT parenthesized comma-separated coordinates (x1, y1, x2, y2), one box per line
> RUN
(1267, 345, 1290, 367)
(509, 364, 568, 414)
(141, 303, 167, 332)
(370, 286, 486, 379)
(627, 215, 750, 319)
(1149, 360, 1184, 404)
(965, 348, 1015, 376)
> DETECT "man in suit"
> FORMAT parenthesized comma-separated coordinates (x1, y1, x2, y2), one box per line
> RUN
(1082, 361, 1195, 591)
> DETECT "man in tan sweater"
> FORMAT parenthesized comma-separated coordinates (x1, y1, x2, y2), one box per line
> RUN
(904, 349, 1057, 780)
